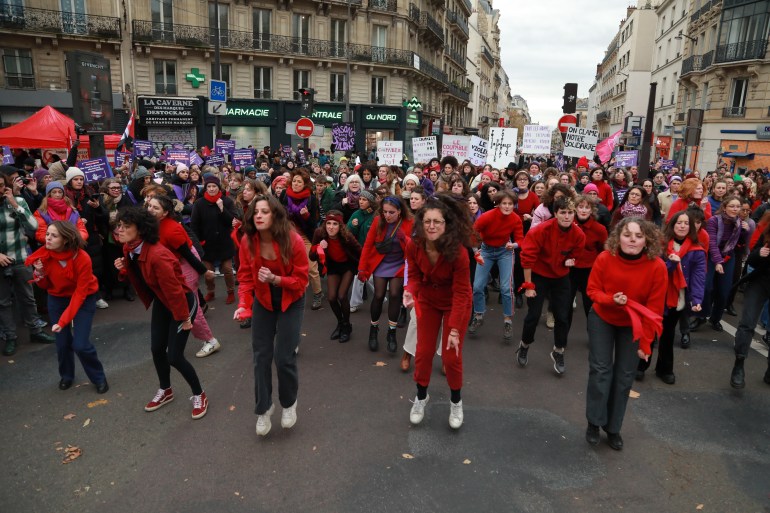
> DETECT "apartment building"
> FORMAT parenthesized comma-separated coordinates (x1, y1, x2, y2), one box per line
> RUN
(468, 0, 504, 138)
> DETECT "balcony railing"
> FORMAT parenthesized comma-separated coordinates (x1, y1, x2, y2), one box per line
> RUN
(494, 73, 501, 84)
(421, 12, 444, 44)
(415, 53, 448, 84)
(311, 0, 363, 5)
(446, 11, 469, 38)
(596, 110, 611, 122)
(369, 0, 397, 12)
(444, 47, 464, 66)
(723, 106, 746, 118)
(408, 3, 421, 24)
(458, 0, 472, 15)
(372, 95, 385, 105)
(329, 93, 345, 102)
(0, 5, 121, 39)
(715, 39, 768, 63)
(447, 83, 470, 103)
(4, 73, 35, 89)
(676, 112, 685, 122)
(681, 50, 714, 74)
(690, 0, 718, 23)
(481, 46, 494, 64)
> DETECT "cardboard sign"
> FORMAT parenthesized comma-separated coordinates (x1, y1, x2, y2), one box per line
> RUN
(189, 152, 204, 167)
(521, 125, 552, 154)
(332, 123, 356, 152)
(376, 141, 403, 166)
(411, 136, 438, 163)
(468, 136, 488, 167)
(114, 151, 133, 168)
(78, 157, 113, 182)
(441, 135, 470, 159)
(232, 148, 255, 167)
(133, 140, 154, 158)
(615, 150, 638, 168)
(488, 128, 518, 168)
(214, 139, 236, 156)
(563, 127, 599, 159)
(205, 155, 225, 167)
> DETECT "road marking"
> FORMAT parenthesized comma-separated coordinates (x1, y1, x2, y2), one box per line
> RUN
(719, 320, 768, 358)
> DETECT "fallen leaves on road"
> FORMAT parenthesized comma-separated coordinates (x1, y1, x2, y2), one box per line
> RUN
(228, 405, 236, 411)
(82, 418, 91, 428)
(463, 459, 471, 465)
(63, 413, 76, 421)
(696, 505, 704, 510)
(374, 361, 387, 367)
(87, 399, 108, 408)
(402, 453, 414, 459)
(7, 360, 13, 364)
(62, 445, 82, 464)
(629, 390, 640, 399)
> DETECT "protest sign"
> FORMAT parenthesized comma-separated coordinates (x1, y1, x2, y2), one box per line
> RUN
(468, 136, 488, 167)
(332, 123, 355, 152)
(1, 146, 12, 165)
(563, 127, 599, 159)
(167, 150, 190, 166)
(659, 158, 676, 170)
(441, 135, 470, 159)
(78, 157, 113, 182)
(411, 136, 438, 163)
(614, 150, 638, 168)
(214, 139, 236, 156)
(376, 141, 403, 166)
(205, 155, 225, 167)
(114, 151, 133, 168)
(488, 128, 518, 168)
(521, 125, 552, 154)
(133, 140, 154, 158)
(233, 148, 255, 167)
(189, 152, 204, 167)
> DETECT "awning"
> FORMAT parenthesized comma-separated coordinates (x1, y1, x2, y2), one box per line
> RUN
(722, 152, 755, 159)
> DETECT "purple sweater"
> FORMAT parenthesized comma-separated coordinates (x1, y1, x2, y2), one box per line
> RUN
(705, 214, 749, 265)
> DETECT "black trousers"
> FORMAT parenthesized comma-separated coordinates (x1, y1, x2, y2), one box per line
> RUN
(521, 273, 572, 348)
(150, 292, 202, 395)
(568, 267, 593, 330)
(639, 308, 681, 376)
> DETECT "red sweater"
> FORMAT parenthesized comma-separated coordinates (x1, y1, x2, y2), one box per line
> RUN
(575, 218, 608, 268)
(158, 217, 192, 258)
(666, 198, 712, 222)
(520, 218, 585, 278)
(406, 241, 471, 332)
(592, 179, 615, 211)
(34, 210, 88, 245)
(25, 247, 98, 327)
(237, 230, 309, 313)
(358, 217, 414, 279)
(514, 192, 540, 219)
(474, 207, 525, 247)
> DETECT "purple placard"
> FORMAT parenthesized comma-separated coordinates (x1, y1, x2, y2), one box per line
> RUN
(189, 151, 204, 166)
(659, 158, 676, 171)
(78, 157, 113, 182)
(205, 155, 225, 167)
(114, 151, 133, 168)
(332, 123, 355, 152)
(614, 150, 638, 168)
(232, 148, 255, 167)
(167, 150, 190, 166)
(1, 146, 13, 165)
(171, 143, 186, 151)
(214, 139, 236, 156)
(133, 139, 154, 158)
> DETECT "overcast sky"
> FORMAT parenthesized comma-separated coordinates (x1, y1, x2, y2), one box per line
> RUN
(498, 1, 636, 127)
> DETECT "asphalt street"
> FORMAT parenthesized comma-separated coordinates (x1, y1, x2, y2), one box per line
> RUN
(1, 284, 769, 513)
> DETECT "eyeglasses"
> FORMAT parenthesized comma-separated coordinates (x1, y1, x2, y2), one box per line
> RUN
(108, 186, 122, 190)
(423, 219, 446, 227)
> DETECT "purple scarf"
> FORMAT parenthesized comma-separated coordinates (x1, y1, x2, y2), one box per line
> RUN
(347, 190, 361, 210)
(286, 195, 309, 218)
(620, 202, 648, 218)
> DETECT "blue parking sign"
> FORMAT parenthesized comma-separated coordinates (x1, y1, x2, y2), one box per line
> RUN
(209, 80, 227, 102)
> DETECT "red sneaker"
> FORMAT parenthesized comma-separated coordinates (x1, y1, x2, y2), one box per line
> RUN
(145, 388, 174, 411)
(191, 391, 208, 419)
(204, 291, 215, 302)
(225, 291, 235, 305)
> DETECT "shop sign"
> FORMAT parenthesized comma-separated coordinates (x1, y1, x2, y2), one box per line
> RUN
(362, 108, 400, 128)
(226, 105, 276, 119)
(138, 97, 198, 127)
(757, 125, 770, 140)
(312, 109, 343, 122)
(406, 112, 420, 127)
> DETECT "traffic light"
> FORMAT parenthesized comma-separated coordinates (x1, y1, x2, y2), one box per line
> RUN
(298, 88, 315, 118)
(562, 83, 577, 114)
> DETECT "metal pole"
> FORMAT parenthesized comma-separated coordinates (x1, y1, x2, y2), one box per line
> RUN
(638, 82, 657, 180)
(214, 0, 222, 140)
(345, 0, 351, 123)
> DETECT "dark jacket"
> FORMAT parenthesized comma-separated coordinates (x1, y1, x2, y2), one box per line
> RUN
(190, 195, 238, 261)
(664, 247, 707, 311)
(279, 189, 319, 240)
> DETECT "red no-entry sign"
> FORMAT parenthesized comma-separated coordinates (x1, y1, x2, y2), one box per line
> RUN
(558, 115, 578, 133)
(295, 118, 315, 139)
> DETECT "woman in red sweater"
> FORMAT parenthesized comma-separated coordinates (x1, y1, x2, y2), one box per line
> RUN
(33, 181, 88, 246)
(585, 218, 667, 450)
(666, 177, 712, 222)
(234, 195, 309, 437)
(404, 195, 474, 429)
(114, 207, 208, 420)
(469, 190, 524, 341)
(26, 221, 108, 393)
(589, 167, 614, 211)
(309, 210, 362, 343)
(512, 171, 540, 308)
(569, 195, 608, 329)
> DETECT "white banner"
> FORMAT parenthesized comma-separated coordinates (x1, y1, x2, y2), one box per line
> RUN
(376, 140, 403, 166)
(521, 125, 552, 154)
(411, 136, 438, 163)
(563, 126, 599, 159)
(441, 135, 470, 159)
(468, 136, 488, 167)
(488, 127, 518, 168)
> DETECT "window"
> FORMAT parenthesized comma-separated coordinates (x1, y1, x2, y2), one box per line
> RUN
(154, 59, 176, 95)
(151, 0, 173, 42)
(330, 73, 345, 102)
(253, 8, 271, 51)
(211, 63, 231, 97)
(292, 13, 309, 54)
(372, 25, 387, 62)
(209, 2, 229, 47)
(254, 66, 271, 99)
(61, 0, 87, 35)
(719, 1, 770, 50)
(661, 16, 666, 35)
(293, 70, 309, 99)
(330, 19, 347, 58)
(726, 78, 747, 116)
(371, 76, 385, 104)
(3, 48, 34, 89)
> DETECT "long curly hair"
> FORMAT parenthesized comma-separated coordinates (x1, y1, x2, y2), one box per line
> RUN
(412, 194, 476, 261)
(242, 194, 295, 264)
(115, 206, 160, 244)
(605, 217, 663, 260)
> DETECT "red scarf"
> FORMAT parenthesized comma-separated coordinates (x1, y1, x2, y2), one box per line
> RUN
(204, 190, 222, 204)
(286, 187, 311, 201)
(624, 300, 663, 356)
(125, 239, 143, 254)
(25, 247, 77, 281)
(664, 238, 704, 308)
(46, 198, 72, 221)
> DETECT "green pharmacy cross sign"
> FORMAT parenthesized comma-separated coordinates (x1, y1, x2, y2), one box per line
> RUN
(185, 68, 206, 88)
(404, 96, 422, 112)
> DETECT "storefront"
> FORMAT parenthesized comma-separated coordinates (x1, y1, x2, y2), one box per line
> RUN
(360, 105, 404, 157)
(655, 136, 671, 159)
(136, 96, 203, 154)
(284, 103, 347, 154)
(208, 99, 280, 151)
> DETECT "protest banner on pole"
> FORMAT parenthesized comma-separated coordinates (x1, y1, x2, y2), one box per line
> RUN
(488, 128, 518, 168)
(563, 127, 599, 159)
(521, 125, 552, 154)
(441, 135, 470, 159)
(331, 123, 355, 152)
(114, 151, 133, 168)
(214, 139, 236, 156)
(376, 141, 403, 165)
(78, 157, 113, 182)
(659, 158, 676, 170)
(167, 150, 190, 166)
(468, 136, 488, 167)
(133, 140, 154, 158)
(614, 150, 638, 168)
(1, 146, 13, 165)
(205, 155, 225, 167)
(411, 136, 438, 163)
(189, 152, 204, 167)
(232, 148, 255, 167)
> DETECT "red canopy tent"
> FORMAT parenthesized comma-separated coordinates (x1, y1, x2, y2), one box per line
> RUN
(0, 105, 120, 149)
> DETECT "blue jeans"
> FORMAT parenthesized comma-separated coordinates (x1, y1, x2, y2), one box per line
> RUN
(48, 293, 106, 384)
(472, 244, 513, 317)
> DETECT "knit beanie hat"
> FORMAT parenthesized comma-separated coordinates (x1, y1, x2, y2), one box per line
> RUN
(359, 190, 375, 203)
(668, 175, 683, 184)
(175, 163, 189, 174)
(47, 161, 66, 181)
(133, 166, 150, 180)
(583, 183, 599, 194)
(45, 181, 65, 196)
(403, 173, 420, 188)
(64, 167, 85, 184)
(33, 168, 51, 183)
(203, 174, 221, 188)
(577, 156, 590, 169)
(271, 175, 288, 192)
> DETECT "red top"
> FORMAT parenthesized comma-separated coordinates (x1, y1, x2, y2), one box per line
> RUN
(474, 207, 525, 247)
(25, 247, 98, 327)
(325, 237, 348, 262)
(358, 216, 414, 280)
(520, 218, 586, 278)
(406, 241, 471, 332)
(514, 192, 540, 219)
(666, 198, 712, 222)
(158, 217, 192, 258)
(237, 230, 310, 313)
(574, 218, 608, 268)
(592, 179, 615, 211)
(34, 210, 88, 245)
(697, 227, 710, 249)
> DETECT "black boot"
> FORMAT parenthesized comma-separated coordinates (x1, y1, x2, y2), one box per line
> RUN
(339, 322, 352, 343)
(680, 333, 690, 349)
(730, 357, 745, 389)
(368, 325, 379, 352)
(397, 306, 408, 328)
(386, 328, 397, 353)
(330, 322, 342, 340)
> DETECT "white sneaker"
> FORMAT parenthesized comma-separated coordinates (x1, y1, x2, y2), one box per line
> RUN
(573, 298, 577, 309)
(409, 395, 430, 425)
(256, 404, 274, 436)
(449, 400, 464, 429)
(350, 305, 359, 313)
(281, 401, 297, 429)
(546, 312, 555, 329)
(196, 338, 221, 358)
(95, 299, 109, 309)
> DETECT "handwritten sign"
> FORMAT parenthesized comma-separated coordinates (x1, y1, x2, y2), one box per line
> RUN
(488, 128, 518, 168)
(232, 148, 255, 167)
(441, 135, 470, 160)
(133, 140, 154, 158)
(563, 126, 599, 159)
(78, 157, 113, 182)
(615, 150, 638, 168)
(469, 136, 488, 167)
(411, 136, 438, 163)
(214, 139, 236, 156)
(521, 125, 552, 154)
(189, 152, 204, 167)
(205, 155, 225, 167)
(332, 122, 355, 152)
(167, 150, 190, 166)
(376, 141, 403, 166)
